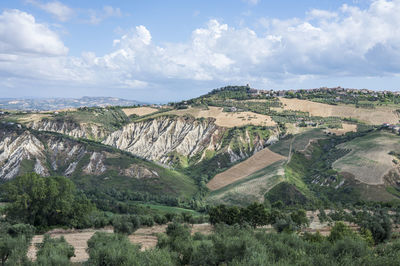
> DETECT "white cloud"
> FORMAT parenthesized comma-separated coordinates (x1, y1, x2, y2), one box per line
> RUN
(242, 0, 260, 5)
(3, 0, 400, 100)
(88, 6, 122, 25)
(307, 9, 338, 20)
(0, 9, 68, 55)
(26, 0, 74, 21)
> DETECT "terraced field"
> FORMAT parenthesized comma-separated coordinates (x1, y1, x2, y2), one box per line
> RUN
(207, 148, 286, 190)
(333, 131, 400, 185)
(278, 98, 399, 125)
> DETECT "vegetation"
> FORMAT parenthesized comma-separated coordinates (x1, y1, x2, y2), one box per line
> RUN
(1, 173, 95, 229)
(1, 86, 400, 264)
(35, 235, 75, 266)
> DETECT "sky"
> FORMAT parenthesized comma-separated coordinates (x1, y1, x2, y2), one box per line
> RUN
(0, 0, 399, 102)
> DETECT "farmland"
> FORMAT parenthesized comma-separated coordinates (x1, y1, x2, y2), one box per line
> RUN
(207, 148, 285, 190)
(208, 160, 286, 205)
(333, 131, 400, 185)
(278, 98, 399, 125)
(122, 106, 159, 117)
(165, 106, 276, 127)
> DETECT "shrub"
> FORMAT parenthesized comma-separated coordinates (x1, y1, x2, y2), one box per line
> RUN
(86, 232, 138, 265)
(0, 222, 34, 265)
(139, 215, 154, 227)
(35, 235, 75, 266)
(113, 215, 139, 235)
(2, 173, 95, 228)
(328, 222, 358, 242)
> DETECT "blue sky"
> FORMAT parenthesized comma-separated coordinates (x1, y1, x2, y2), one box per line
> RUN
(0, 0, 399, 102)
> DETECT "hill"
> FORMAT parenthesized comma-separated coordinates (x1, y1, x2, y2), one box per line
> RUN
(1, 85, 400, 207)
(0, 123, 197, 201)
(0, 96, 142, 111)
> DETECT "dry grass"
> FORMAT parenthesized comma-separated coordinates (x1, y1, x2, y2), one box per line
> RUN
(325, 123, 357, 135)
(27, 228, 113, 263)
(333, 132, 400, 185)
(129, 223, 213, 250)
(17, 114, 51, 123)
(28, 224, 213, 262)
(167, 106, 276, 128)
(207, 148, 286, 191)
(278, 98, 399, 125)
(123, 107, 159, 117)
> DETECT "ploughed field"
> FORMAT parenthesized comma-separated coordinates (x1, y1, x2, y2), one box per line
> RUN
(207, 148, 286, 191)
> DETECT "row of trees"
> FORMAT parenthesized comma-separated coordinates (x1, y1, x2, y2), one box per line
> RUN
(208, 203, 309, 232)
(86, 222, 400, 266)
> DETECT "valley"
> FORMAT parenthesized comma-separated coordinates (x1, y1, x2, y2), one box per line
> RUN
(1, 85, 400, 265)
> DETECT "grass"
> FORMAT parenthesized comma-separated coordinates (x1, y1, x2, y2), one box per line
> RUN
(283, 153, 314, 199)
(291, 129, 326, 151)
(25, 128, 199, 201)
(138, 203, 201, 216)
(269, 136, 292, 156)
(72, 158, 197, 199)
(386, 186, 400, 198)
(18, 159, 35, 175)
(333, 131, 400, 185)
(207, 160, 286, 206)
(269, 128, 326, 157)
(209, 160, 285, 197)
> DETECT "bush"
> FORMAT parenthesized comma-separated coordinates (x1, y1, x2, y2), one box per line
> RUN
(87, 232, 174, 266)
(0, 222, 34, 265)
(331, 237, 369, 262)
(113, 215, 139, 235)
(139, 215, 154, 227)
(2, 173, 95, 228)
(35, 235, 75, 266)
(86, 232, 139, 265)
(328, 222, 358, 242)
(154, 214, 168, 225)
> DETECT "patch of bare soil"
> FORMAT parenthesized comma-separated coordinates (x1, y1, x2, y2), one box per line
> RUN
(27, 227, 113, 263)
(207, 148, 286, 191)
(28, 224, 213, 262)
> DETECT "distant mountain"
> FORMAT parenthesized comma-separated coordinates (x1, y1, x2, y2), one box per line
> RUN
(0, 96, 143, 111)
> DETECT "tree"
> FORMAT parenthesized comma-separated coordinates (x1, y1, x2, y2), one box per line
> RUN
(113, 215, 140, 235)
(2, 173, 95, 228)
(328, 222, 357, 242)
(0, 223, 34, 266)
(241, 202, 270, 228)
(35, 235, 75, 266)
(87, 232, 175, 266)
(87, 232, 138, 265)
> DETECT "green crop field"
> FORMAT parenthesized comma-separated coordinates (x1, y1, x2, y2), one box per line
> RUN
(138, 203, 201, 216)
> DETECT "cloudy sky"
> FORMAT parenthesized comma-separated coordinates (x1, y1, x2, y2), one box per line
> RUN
(0, 0, 399, 102)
